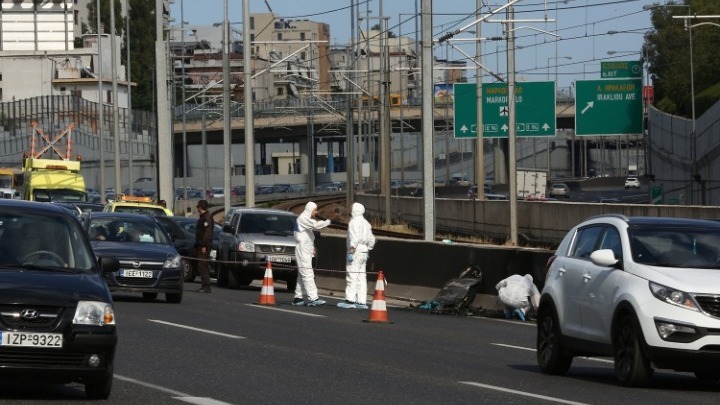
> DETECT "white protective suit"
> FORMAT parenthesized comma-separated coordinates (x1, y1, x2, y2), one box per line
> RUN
(344, 203, 376, 305)
(495, 274, 541, 319)
(294, 202, 331, 302)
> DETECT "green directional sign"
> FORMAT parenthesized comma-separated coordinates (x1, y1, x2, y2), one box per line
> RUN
(453, 81, 556, 139)
(575, 79, 643, 136)
(601, 60, 642, 78)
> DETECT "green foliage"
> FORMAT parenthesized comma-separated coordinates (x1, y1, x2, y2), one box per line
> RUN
(126, 0, 156, 111)
(647, 0, 720, 118)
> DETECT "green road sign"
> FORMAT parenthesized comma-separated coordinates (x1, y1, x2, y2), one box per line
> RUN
(601, 60, 642, 78)
(575, 79, 643, 136)
(453, 81, 556, 139)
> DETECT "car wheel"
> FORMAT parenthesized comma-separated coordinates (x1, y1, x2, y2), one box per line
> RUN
(694, 371, 720, 383)
(166, 291, 183, 304)
(536, 305, 573, 375)
(217, 263, 228, 288)
(182, 260, 196, 282)
(286, 276, 297, 292)
(85, 368, 113, 400)
(613, 314, 652, 386)
(142, 292, 158, 301)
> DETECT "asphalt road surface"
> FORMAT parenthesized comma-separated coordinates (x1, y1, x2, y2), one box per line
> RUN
(4, 283, 718, 404)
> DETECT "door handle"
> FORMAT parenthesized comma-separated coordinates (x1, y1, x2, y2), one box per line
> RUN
(582, 273, 592, 281)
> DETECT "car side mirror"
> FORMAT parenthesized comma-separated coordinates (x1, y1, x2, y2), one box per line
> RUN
(222, 224, 233, 233)
(590, 249, 620, 268)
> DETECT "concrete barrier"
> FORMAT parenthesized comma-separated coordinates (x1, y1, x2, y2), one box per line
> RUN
(314, 234, 553, 309)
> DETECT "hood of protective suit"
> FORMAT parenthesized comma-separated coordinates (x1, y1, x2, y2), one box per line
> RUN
(351, 202, 365, 218)
(303, 201, 317, 216)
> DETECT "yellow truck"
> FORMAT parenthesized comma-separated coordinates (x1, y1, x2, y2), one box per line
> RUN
(22, 158, 86, 202)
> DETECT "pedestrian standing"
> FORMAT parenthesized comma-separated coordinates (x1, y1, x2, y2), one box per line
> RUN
(337, 203, 375, 309)
(195, 199, 214, 293)
(293, 201, 331, 306)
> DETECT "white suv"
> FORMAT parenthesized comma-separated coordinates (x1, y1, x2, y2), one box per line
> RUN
(537, 215, 720, 386)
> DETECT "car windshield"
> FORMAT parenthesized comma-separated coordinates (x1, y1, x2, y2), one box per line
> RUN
(239, 213, 295, 235)
(629, 226, 720, 268)
(88, 217, 171, 244)
(0, 211, 96, 272)
(113, 205, 167, 216)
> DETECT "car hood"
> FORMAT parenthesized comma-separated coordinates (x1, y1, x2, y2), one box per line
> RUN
(632, 265, 720, 294)
(0, 269, 111, 306)
(90, 241, 178, 261)
(241, 232, 296, 246)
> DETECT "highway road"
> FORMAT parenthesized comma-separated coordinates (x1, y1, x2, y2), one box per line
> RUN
(3, 283, 718, 404)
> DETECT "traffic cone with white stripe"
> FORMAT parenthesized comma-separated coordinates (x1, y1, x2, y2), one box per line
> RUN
(257, 260, 276, 305)
(363, 271, 393, 324)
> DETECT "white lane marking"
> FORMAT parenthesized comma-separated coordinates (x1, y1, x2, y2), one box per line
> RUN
(244, 303, 327, 318)
(115, 375, 234, 405)
(492, 343, 614, 364)
(148, 319, 246, 339)
(175, 398, 235, 405)
(459, 381, 590, 405)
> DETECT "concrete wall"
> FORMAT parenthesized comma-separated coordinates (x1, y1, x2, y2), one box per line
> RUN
(313, 233, 553, 308)
(357, 194, 720, 246)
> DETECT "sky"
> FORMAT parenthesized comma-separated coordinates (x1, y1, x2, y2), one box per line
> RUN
(170, 0, 667, 90)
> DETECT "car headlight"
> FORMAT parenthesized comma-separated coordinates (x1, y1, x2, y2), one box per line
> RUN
(74, 301, 115, 326)
(649, 282, 699, 312)
(238, 241, 255, 252)
(164, 255, 182, 269)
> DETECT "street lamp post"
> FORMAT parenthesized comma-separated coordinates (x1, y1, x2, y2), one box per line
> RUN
(674, 17, 720, 205)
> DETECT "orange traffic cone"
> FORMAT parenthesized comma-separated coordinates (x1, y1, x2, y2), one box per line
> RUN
(257, 261, 276, 305)
(363, 271, 393, 324)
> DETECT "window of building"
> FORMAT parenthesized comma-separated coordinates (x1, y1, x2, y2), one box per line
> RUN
(300, 52, 306, 60)
(300, 32, 305, 41)
(277, 33, 282, 41)
(250, 17, 254, 30)
(74, 10, 79, 25)
(277, 87, 284, 96)
(71, 89, 81, 98)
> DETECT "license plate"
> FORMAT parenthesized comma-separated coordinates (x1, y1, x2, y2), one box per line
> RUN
(267, 255, 291, 263)
(0, 331, 63, 348)
(120, 269, 153, 278)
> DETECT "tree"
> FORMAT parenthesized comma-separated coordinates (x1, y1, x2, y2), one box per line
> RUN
(646, 0, 720, 117)
(371, 23, 396, 38)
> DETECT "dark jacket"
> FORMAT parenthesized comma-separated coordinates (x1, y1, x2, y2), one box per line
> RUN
(195, 211, 214, 250)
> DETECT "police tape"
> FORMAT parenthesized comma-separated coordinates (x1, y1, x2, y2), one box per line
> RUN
(178, 255, 379, 275)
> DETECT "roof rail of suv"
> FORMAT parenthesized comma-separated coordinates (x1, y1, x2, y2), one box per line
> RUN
(585, 213, 630, 222)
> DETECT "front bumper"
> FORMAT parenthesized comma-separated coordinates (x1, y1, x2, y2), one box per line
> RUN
(105, 268, 183, 294)
(0, 328, 117, 383)
(229, 251, 297, 281)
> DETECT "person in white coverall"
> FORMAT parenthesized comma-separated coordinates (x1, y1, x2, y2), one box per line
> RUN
(293, 201, 331, 306)
(495, 274, 541, 321)
(338, 202, 376, 309)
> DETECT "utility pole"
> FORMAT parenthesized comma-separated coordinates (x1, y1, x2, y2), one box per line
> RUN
(379, 0, 391, 225)
(243, 0, 256, 207)
(110, 0, 121, 196)
(507, 6, 518, 245)
(421, 0, 435, 241)
(475, 0, 484, 199)
(222, 0, 232, 211)
(155, 0, 173, 208)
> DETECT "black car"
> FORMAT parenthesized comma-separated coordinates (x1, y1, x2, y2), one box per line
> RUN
(0, 200, 119, 399)
(83, 212, 184, 303)
(156, 216, 222, 282)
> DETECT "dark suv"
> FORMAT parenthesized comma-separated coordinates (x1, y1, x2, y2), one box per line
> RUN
(217, 208, 298, 291)
(0, 200, 119, 399)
